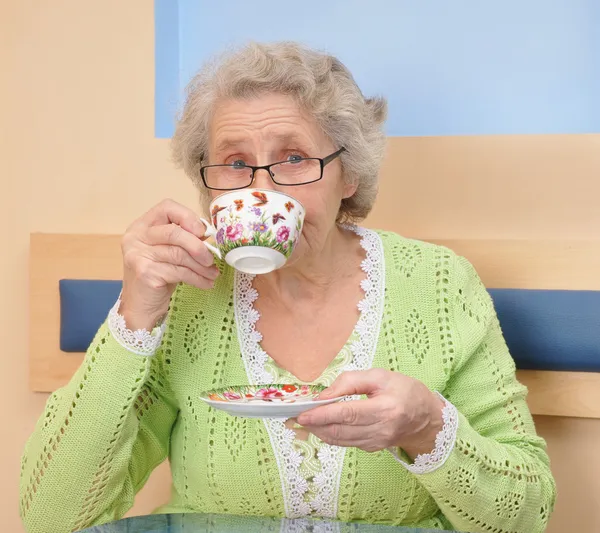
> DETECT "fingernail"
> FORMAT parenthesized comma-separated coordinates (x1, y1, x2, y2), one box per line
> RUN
(199, 250, 215, 266)
(297, 415, 310, 426)
(289, 417, 302, 428)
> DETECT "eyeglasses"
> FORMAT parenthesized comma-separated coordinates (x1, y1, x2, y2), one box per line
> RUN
(200, 147, 346, 191)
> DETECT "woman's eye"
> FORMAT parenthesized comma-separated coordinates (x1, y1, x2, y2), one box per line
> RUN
(286, 154, 304, 163)
(231, 159, 246, 168)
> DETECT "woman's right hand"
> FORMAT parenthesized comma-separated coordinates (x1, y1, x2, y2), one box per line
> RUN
(119, 199, 219, 330)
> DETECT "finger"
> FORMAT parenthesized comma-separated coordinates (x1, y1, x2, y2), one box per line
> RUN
(297, 399, 377, 427)
(142, 199, 207, 239)
(147, 245, 219, 280)
(318, 369, 387, 400)
(303, 424, 372, 450)
(155, 262, 216, 290)
(145, 224, 214, 267)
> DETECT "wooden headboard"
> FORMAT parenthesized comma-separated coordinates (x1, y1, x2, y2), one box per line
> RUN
(29, 232, 600, 418)
(30, 234, 123, 392)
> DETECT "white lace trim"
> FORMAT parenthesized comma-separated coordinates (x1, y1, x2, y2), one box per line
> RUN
(107, 297, 166, 357)
(341, 226, 386, 374)
(388, 392, 459, 475)
(234, 226, 385, 519)
(279, 518, 341, 533)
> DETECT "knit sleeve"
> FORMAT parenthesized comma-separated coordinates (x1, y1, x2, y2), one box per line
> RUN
(411, 254, 557, 533)
(19, 320, 178, 533)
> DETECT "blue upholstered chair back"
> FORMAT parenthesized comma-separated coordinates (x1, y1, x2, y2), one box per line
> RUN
(59, 279, 600, 372)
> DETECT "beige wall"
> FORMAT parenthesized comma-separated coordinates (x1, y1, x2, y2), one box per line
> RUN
(2, 0, 184, 525)
(2, 1, 599, 531)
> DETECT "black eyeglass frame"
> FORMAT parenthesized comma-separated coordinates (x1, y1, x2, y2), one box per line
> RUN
(199, 147, 346, 191)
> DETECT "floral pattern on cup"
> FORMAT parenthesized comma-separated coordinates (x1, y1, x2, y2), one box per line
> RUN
(202, 384, 324, 404)
(209, 190, 305, 260)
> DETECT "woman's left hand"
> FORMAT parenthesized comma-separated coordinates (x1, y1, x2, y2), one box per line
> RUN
(296, 369, 445, 458)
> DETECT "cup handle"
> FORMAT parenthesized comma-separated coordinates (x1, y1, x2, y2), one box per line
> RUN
(199, 218, 222, 260)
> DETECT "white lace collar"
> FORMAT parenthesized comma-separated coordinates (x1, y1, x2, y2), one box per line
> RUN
(234, 226, 386, 519)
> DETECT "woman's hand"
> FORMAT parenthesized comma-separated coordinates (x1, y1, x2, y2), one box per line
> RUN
(119, 199, 219, 330)
(296, 369, 445, 458)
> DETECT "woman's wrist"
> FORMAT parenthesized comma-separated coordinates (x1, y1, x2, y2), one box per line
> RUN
(388, 392, 459, 475)
(118, 297, 166, 331)
(400, 392, 446, 459)
(107, 297, 167, 356)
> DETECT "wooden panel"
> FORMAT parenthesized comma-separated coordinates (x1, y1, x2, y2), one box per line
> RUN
(29, 233, 123, 392)
(367, 134, 600, 241)
(533, 416, 600, 533)
(424, 239, 600, 290)
(518, 370, 600, 419)
(29, 233, 600, 419)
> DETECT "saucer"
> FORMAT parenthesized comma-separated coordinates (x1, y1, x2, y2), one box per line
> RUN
(199, 384, 342, 419)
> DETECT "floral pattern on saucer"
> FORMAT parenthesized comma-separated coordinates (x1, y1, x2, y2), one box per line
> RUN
(201, 384, 325, 404)
(210, 191, 304, 259)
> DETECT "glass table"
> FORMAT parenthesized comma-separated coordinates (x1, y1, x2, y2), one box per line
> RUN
(80, 513, 456, 533)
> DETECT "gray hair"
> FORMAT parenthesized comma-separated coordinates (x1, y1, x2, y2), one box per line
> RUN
(171, 41, 388, 223)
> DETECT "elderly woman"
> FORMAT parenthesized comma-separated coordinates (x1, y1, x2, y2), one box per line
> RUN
(21, 42, 555, 533)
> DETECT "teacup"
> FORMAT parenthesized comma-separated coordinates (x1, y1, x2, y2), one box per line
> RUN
(200, 189, 306, 275)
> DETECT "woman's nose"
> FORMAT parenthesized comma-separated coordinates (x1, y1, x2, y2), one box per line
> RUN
(252, 167, 276, 190)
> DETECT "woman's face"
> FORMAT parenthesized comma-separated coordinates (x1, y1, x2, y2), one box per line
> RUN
(207, 93, 356, 263)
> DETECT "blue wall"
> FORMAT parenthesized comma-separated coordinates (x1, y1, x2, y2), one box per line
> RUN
(155, 0, 600, 138)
